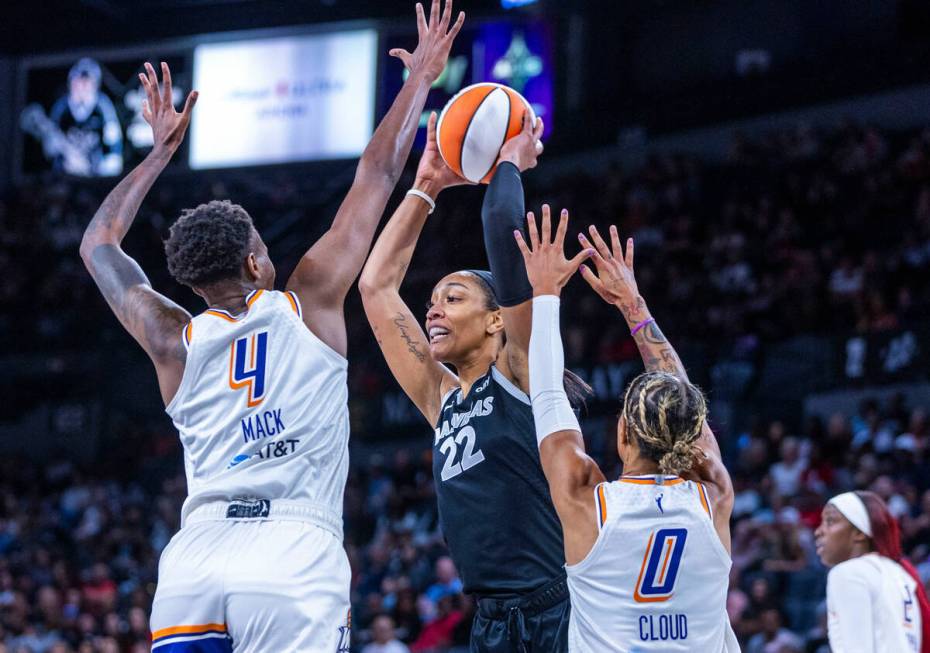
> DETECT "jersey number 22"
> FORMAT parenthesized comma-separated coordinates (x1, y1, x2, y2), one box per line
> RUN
(439, 426, 486, 481)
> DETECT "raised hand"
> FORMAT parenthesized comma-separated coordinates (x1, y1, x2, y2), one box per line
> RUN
(514, 205, 593, 297)
(498, 111, 544, 172)
(139, 62, 197, 156)
(578, 226, 643, 317)
(414, 111, 473, 198)
(390, 0, 465, 84)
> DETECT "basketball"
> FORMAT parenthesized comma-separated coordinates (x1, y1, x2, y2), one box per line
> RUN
(437, 82, 536, 184)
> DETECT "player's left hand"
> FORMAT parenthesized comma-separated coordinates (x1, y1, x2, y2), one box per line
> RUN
(578, 226, 642, 313)
(514, 205, 593, 297)
(139, 62, 198, 156)
(414, 111, 473, 199)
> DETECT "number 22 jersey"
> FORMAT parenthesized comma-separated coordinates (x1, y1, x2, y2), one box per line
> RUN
(565, 475, 740, 652)
(432, 365, 566, 596)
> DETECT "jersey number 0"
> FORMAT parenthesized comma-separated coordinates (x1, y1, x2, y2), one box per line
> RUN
(634, 528, 688, 603)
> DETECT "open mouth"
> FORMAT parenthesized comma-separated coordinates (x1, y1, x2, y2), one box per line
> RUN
(429, 327, 450, 343)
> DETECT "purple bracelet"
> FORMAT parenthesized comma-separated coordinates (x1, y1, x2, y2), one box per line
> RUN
(630, 317, 655, 336)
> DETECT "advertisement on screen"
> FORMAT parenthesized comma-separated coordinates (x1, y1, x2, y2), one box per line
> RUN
(189, 30, 377, 169)
(19, 54, 190, 177)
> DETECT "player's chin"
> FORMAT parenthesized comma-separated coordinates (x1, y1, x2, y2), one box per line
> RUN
(428, 336, 453, 362)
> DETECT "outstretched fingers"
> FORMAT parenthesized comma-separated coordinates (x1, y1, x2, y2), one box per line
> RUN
(514, 230, 532, 262)
(568, 246, 594, 271)
(554, 209, 569, 248)
(439, 0, 452, 32)
(540, 204, 552, 245)
(587, 225, 613, 261)
(446, 10, 465, 39)
(428, 0, 440, 31)
(415, 3, 427, 39)
(143, 63, 161, 113)
(160, 62, 173, 108)
(526, 211, 540, 250)
(579, 264, 606, 296)
(181, 90, 199, 120)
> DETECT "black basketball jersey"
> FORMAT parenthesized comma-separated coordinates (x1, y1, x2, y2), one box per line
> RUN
(432, 365, 566, 597)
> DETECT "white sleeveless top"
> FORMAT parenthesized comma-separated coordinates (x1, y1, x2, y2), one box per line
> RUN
(166, 290, 349, 532)
(565, 475, 740, 652)
(827, 553, 923, 653)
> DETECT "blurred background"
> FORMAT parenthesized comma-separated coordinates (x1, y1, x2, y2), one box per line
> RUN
(2, 1, 930, 651)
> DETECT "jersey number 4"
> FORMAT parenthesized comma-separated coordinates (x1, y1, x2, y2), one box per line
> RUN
(634, 528, 688, 603)
(229, 332, 268, 408)
(439, 426, 486, 481)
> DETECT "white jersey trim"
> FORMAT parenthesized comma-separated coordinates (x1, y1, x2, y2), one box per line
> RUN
(491, 366, 531, 405)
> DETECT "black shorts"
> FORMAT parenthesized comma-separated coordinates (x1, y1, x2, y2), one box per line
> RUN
(469, 577, 570, 653)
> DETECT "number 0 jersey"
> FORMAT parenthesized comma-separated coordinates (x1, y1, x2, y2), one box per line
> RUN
(165, 290, 349, 531)
(827, 553, 923, 653)
(565, 475, 739, 652)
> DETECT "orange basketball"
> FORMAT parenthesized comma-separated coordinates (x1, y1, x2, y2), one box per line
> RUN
(437, 83, 536, 184)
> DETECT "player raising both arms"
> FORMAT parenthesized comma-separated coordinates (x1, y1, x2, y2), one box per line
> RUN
(816, 490, 929, 652)
(359, 112, 590, 651)
(79, 3, 463, 650)
(514, 215, 740, 652)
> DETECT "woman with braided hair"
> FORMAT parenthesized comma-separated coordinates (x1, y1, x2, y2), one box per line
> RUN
(514, 213, 740, 651)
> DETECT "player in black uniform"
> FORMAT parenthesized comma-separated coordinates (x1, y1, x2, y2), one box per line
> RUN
(360, 111, 587, 651)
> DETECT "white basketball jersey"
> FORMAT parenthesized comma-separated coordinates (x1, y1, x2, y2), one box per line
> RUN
(827, 553, 923, 653)
(165, 290, 349, 529)
(565, 475, 739, 652)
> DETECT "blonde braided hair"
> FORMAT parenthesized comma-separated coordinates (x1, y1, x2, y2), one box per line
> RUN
(621, 371, 707, 476)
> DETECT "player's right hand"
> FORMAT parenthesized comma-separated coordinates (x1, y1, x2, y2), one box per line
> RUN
(414, 111, 473, 198)
(139, 62, 198, 156)
(389, 0, 465, 84)
(498, 112, 544, 172)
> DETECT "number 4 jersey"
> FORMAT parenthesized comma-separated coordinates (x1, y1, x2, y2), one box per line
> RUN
(565, 475, 740, 652)
(432, 365, 566, 596)
(165, 289, 349, 529)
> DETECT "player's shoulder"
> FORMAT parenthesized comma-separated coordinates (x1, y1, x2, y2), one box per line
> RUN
(829, 554, 883, 584)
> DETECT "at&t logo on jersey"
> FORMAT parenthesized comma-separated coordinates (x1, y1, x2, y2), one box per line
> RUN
(229, 331, 268, 407)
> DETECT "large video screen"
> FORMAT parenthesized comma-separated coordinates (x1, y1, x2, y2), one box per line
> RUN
(379, 18, 555, 147)
(189, 30, 377, 169)
(19, 54, 190, 178)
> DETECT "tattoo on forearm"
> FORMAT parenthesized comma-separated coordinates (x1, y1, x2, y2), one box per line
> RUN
(393, 313, 426, 362)
(633, 321, 688, 379)
(643, 321, 667, 345)
(619, 296, 646, 318)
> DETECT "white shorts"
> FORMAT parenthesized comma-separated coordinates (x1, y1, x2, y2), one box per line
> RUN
(150, 500, 351, 653)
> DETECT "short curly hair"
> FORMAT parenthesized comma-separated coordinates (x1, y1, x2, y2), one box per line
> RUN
(165, 200, 254, 287)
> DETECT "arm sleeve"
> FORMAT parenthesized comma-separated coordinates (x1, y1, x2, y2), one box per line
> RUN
(481, 162, 533, 307)
(529, 295, 581, 446)
(827, 563, 876, 653)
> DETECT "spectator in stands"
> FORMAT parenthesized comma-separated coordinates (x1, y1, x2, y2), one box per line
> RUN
(363, 614, 410, 653)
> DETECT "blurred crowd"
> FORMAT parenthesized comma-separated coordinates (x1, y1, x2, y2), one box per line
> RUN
(2, 120, 930, 651)
(0, 393, 929, 652)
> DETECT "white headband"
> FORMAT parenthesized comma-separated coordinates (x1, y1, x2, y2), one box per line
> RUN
(828, 492, 873, 538)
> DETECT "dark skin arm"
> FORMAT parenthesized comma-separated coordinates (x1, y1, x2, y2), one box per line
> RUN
(579, 227, 735, 552)
(286, 0, 464, 357)
(358, 112, 467, 424)
(79, 62, 197, 406)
